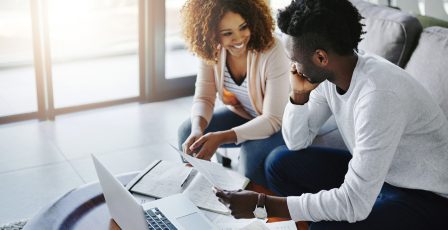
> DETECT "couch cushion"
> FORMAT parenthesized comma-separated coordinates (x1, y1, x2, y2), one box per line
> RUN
(351, 0, 422, 67)
(405, 26, 448, 119)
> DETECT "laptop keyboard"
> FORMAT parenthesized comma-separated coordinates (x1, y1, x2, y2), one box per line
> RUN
(144, 207, 177, 230)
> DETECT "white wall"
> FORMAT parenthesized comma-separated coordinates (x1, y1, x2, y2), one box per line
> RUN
(365, 0, 448, 20)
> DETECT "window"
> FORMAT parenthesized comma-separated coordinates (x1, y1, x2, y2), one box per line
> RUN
(0, 0, 196, 124)
(0, 1, 37, 117)
(165, 0, 198, 79)
(48, 0, 140, 108)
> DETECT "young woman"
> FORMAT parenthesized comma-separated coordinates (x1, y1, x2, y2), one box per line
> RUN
(178, 0, 290, 186)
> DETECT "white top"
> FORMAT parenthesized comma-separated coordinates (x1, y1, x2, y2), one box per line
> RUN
(283, 51, 448, 222)
(223, 65, 258, 118)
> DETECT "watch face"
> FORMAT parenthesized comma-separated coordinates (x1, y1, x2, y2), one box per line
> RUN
(253, 207, 267, 219)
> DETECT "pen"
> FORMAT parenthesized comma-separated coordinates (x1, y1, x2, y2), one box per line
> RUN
(180, 170, 193, 188)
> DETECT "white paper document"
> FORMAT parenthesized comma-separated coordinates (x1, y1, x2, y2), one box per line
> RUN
(265, 221, 297, 230)
(183, 173, 230, 214)
(181, 152, 249, 190)
(216, 220, 297, 230)
(130, 160, 192, 198)
(128, 151, 248, 215)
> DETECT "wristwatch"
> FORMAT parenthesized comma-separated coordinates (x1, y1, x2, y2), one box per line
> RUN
(253, 193, 267, 219)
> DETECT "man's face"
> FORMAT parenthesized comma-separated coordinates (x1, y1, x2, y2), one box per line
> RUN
(284, 36, 330, 84)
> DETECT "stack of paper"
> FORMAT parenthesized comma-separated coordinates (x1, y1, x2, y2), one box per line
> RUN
(216, 220, 297, 230)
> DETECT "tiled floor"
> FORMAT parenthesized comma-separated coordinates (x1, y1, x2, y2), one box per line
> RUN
(0, 96, 212, 225)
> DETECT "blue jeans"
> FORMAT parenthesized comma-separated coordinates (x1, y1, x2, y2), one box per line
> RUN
(178, 107, 285, 187)
(265, 145, 448, 229)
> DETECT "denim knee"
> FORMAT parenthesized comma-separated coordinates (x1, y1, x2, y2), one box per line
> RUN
(264, 145, 291, 192)
(238, 135, 285, 185)
(238, 142, 267, 185)
(177, 118, 191, 150)
(264, 145, 290, 173)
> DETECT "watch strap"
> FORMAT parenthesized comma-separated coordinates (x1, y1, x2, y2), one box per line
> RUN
(257, 193, 266, 208)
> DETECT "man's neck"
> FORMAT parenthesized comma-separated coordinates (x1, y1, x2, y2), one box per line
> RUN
(329, 52, 358, 94)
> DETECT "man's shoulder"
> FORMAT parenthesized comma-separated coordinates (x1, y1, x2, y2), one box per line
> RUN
(359, 51, 398, 70)
(357, 51, 410, 84)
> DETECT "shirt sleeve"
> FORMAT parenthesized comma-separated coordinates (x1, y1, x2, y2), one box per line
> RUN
(191, 60, 217, 124)
(282, 85, 332, 150)
(287, 91, 407, 223)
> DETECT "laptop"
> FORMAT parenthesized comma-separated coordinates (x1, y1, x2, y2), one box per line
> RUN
(92, 155, 217, 230)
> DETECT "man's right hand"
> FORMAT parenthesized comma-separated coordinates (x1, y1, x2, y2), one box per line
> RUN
(289, 64, 320, 105)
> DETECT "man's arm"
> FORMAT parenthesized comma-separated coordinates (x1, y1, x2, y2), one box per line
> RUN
(266, 195, 291, 218)
(282, 87, 332, 150)
(216, 92, 407, 222)
(288, 92, 407, 222)
(282, 65, 332, 150)
(214, 189, 291, 219)
(290, 90, 312, 105)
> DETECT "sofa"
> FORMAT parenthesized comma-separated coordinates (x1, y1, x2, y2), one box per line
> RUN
(313, 0, 448, 150)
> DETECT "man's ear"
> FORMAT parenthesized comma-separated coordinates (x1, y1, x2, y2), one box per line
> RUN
(312, 49, 329, 67)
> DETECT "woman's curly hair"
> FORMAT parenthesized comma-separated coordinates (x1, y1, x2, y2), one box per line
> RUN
(181, 0, 275, 64)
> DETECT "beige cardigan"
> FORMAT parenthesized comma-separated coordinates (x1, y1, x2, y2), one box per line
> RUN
(191, 36, 290, 144)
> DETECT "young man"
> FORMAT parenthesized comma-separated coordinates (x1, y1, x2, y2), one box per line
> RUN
(214, 0, 448, 229)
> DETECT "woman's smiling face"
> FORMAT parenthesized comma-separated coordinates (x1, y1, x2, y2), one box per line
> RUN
(218, 11, 251, 58)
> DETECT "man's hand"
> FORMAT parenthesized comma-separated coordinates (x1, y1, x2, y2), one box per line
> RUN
(289, 64, 320, 93)
(214, 188, 259, 219)
(289, 64, 320, 105)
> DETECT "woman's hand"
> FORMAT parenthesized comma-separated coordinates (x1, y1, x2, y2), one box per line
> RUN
(189, 132, 224, 160)
(189, 130, 236, 160)
(183, 116, 208, 155)
(182, 131, 203, 155)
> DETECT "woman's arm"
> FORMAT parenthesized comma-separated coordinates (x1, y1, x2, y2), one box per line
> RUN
(191, 61, 218, 124)
(231, 39, 291, 144)
(184, 61, 217, 156)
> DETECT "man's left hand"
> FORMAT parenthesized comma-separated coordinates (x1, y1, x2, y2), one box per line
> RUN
(214, 188, 259, 219)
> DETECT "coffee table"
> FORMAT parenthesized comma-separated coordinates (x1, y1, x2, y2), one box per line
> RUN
(24, 172, 307, 229)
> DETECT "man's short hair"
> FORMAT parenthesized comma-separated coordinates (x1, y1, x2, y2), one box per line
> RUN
(277, 0, 364, 56)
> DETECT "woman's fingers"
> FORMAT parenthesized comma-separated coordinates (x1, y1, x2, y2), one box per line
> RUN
(190, 135, 206, 152)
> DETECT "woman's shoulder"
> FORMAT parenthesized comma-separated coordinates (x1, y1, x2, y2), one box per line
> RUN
(250, 34, 289, 71)
(255, 34, 286, 58)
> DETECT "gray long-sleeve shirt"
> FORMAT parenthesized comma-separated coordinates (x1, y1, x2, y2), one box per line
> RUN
(283, 51, 448, 222)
